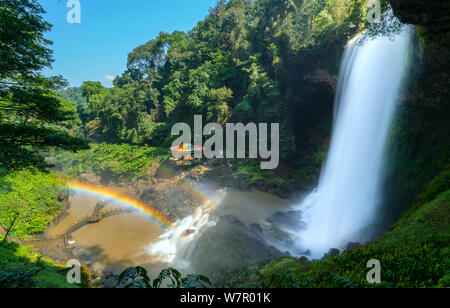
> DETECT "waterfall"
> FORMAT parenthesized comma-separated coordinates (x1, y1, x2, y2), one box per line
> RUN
(291, 29, 412, 258)
(146, 202, 216, 269)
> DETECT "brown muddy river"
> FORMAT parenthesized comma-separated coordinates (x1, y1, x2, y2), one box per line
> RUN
(48, 185, 290, 275)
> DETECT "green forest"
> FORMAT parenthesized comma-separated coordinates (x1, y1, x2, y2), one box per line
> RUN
(0, 0, 448, 289)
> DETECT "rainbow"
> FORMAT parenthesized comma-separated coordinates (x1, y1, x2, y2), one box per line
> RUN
(65, 180, 172, 229)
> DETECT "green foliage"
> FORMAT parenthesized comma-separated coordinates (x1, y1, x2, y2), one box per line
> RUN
(116, 266, 211, 288)
(417, 169, 450, 205)
(0, 241, 83, 288)
(233, 160, 265, 184)
(0, 266, 40, 288)
(0, 0, 89, 170)
(232, 160, 287, 186)
(53, 143, 168, 183)
(60, 87, 88, 125)
(0, 168, 63, 240)
(60, 87, 86, 107)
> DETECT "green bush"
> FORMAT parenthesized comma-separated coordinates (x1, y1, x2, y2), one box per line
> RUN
(0, 242, 84, 288)
(0, 169, 63, 240)
(116, 266, 211, 288)
(232, 160, 288, 186)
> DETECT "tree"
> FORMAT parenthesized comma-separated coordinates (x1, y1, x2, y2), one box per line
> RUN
(0, 0, 89, 170)
(80, 81, 105, 102)
(65, 0, 368, 159)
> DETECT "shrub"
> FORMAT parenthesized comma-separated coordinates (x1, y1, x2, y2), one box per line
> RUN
(116, 266, 211, 288)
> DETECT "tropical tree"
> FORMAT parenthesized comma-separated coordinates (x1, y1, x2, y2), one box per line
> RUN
(0, 0, 89, 170)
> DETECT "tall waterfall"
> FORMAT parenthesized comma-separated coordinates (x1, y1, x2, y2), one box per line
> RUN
(293, 30, 412, 258)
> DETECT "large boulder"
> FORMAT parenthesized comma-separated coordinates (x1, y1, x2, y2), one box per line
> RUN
(189, 215, 286, 280)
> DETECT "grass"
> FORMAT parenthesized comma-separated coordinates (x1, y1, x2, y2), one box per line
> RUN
(0, 242, 89, 288)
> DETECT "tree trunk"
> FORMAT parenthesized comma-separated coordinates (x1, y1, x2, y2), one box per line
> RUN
(3, 216, 18, 242)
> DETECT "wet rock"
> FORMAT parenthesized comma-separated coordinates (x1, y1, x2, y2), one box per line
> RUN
(249, 224, 266, 242)
(249, 223, 263, 234)
(222, 215, 241, 225)
(181, 229, 196, 237)
(267, 210, 307, 230)
(389, 0, 450, 35)
(139, 182, 201, 221)
(189, 215, 286, 280)
(57, 190, 69, 202)
(322, 248, 340, 259)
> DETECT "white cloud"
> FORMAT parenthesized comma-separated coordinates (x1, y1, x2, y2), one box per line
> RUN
(105, 75, 115, 81)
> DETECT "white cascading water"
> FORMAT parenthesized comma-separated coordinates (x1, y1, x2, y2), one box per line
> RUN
(289, 29, 412, 258)
(147, 202, 216, 269)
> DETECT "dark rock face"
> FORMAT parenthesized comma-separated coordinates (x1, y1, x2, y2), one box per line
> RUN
(389, 0, 450, 35)
(389, 0, 450, 73)
(189, 215, 286, 280)
(267, 210, 307, 231)
(389, 0, 450, 65)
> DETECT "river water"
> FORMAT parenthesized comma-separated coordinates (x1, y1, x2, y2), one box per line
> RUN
(49, 186, 290, 276)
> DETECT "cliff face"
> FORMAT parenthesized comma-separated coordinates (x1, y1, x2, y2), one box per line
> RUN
(379, 1, 450, 223)
(389, 0, 450, 34)
(389, 0, 450, 64)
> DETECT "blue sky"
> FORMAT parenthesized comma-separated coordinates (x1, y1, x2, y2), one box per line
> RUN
(41, 0, 217, 88)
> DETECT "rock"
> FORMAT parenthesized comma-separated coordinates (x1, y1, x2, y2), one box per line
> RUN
(345, 242, 363, 250)
(322, 248, 340, 259)
(181, 229, 196, 237)
(79, 172, 101, 185)
(189, 215, 286, 280)
(57, 190, 69, 202)
(303, 66, 338, 92)
(389, 0, 450, 35)
(223, 214, 241, 225)
(249, 223, 265, 241)
(389, 0, 450, 64)
(267, 210, 307, 230)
